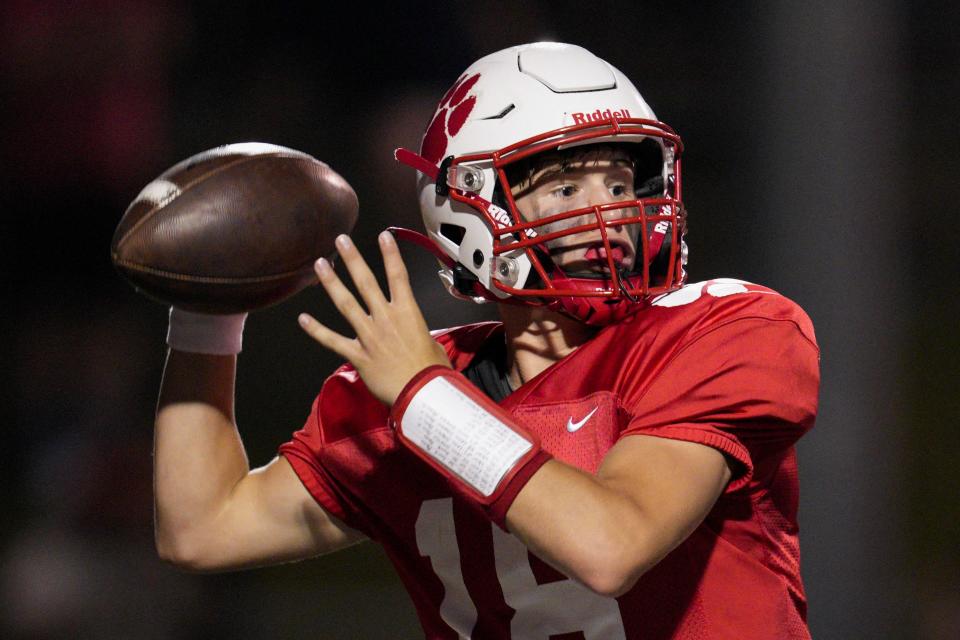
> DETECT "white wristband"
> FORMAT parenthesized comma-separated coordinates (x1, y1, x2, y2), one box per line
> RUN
(400, 376, 533, 497)
(167, 307, 248, 355)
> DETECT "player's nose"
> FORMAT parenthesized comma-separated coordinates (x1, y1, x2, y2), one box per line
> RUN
(580, 179, 633, 226)
(585, 179, 618, 205)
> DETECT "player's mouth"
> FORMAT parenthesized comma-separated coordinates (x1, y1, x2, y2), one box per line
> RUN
(549, 239, 635, 276)
(581, 240, 634, 272)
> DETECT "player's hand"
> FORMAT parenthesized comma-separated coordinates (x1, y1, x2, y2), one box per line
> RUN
(298, 231, 451, 406)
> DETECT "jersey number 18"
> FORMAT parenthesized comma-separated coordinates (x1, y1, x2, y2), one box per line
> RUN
(416, 498, 627, 639)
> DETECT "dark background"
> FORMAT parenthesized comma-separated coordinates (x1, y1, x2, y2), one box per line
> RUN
(1, 1, 957, 638)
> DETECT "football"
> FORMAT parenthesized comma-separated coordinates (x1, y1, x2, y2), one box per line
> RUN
(111, 143, 358, 313)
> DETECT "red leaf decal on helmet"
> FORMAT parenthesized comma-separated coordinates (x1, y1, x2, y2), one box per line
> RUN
(420, 73, 482, 166)
(449, 73, 480, 106)
(438, 73, 467, 110)
(421, 111, 448, 165)
(447, 95, 476, 137)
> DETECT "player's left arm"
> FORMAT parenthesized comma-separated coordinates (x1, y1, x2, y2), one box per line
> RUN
(504, 436, 731, 596)
(298, 231, 730, 596)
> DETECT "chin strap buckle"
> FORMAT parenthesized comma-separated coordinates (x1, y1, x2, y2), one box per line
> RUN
(435, 156, 455, 196)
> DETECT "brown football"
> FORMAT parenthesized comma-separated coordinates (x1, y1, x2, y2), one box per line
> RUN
(111, 143, 358, 313)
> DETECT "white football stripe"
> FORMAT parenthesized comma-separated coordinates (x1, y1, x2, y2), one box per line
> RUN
(220, 142, 290, 156)
(134, 179, 181, 209)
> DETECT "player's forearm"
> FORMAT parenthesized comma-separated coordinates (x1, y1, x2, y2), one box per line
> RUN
(390, 367, 672, 595)
(154, 349, 251, 562)
(504, 461, 660, 597)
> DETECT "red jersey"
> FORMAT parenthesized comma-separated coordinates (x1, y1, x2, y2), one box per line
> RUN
(280, 279, 820, 639)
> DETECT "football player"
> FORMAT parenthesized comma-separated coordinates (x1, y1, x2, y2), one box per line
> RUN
(155, 43, 819, 639)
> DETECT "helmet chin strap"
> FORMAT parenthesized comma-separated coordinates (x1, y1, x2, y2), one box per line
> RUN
(395, 146, 505, 223)
(395, 148, 439, 180)
(386, 226, 455, 269)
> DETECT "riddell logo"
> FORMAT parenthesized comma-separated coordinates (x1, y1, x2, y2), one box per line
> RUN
(487, 203, 537, 237)
(570, 108, 631, 124)
(488, 204, 512, 228)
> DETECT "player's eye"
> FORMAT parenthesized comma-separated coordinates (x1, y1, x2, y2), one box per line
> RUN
(552, 184, 578, 198)
(609, 183, 632, 197)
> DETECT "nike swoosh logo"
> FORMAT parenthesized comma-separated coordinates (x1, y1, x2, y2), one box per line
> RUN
(566, 406, 598, 433)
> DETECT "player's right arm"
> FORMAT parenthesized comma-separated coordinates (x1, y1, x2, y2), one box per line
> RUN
(154, 349, 365, 572)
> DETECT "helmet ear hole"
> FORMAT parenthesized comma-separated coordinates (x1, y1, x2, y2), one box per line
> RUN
(440, 223, 466, 246)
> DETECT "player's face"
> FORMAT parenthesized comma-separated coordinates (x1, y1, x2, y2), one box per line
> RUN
(511, 154, 639, 275)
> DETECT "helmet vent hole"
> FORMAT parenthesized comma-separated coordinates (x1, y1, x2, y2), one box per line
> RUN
(439, 223, 466, 246)
(480, 104, 516, 120)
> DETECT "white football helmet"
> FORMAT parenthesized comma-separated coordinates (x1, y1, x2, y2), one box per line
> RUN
(394, 42, 687, 325)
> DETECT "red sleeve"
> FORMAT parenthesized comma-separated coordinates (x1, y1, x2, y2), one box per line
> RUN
(277, 323, 500, 532)
(278, 393, 351, 523)
(619, 317, 820, 492)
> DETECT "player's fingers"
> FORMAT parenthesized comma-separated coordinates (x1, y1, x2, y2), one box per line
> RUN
(378, 231, 415, 304)
(334, 234, 389, 314)
(378, 232, 433, 334)
(297, 313, 365, 364)
(314, 257, 375, 341)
